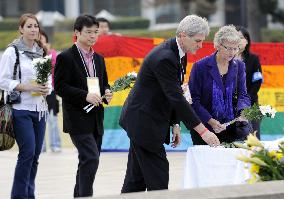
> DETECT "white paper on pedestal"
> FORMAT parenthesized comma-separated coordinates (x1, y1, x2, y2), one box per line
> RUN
(87, 77, 101, 96)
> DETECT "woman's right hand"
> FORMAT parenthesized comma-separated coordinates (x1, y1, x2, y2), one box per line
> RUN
(208, 118, 226, 133)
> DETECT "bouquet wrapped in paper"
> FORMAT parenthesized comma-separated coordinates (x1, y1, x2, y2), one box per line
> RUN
(84, 72, 137, 113)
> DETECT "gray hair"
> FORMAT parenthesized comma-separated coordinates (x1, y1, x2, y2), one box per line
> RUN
(213, 25, 241, 48)
(176, 15, 210, 37)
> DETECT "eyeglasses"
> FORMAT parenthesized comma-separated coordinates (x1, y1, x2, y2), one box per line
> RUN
(82, 30, 98, 36)
(220, 43, 239, 52)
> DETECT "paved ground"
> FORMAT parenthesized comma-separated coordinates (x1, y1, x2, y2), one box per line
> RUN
(0, 149, 186, 199)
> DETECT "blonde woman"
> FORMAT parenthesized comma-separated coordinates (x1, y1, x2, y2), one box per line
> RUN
(0, 13, 50, 199)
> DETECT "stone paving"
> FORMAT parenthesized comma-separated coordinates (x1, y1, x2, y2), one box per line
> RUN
(0, 149, 186, 199)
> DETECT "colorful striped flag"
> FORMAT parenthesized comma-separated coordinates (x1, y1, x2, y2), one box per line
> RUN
(93, 35, 284, 151)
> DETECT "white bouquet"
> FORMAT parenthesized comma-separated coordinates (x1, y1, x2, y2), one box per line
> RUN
(32, 54, 52, 84)
(224, 104, 277, 127)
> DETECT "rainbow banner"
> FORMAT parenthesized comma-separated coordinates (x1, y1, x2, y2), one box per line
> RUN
(93, 35, 284, 151)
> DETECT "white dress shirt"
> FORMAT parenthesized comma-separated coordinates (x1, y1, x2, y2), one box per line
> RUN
(176, 37, 192, 104)
(0, 46, 51, 112)
(176, 37, 185, 63)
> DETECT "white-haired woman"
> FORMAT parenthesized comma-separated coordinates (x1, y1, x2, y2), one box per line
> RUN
(189, 25, 251, 145)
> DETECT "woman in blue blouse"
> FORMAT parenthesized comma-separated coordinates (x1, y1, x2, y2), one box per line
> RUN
(189, 25, 251, 145)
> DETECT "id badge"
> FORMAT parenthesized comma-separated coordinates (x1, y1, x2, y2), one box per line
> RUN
(87, 77, 101, 96)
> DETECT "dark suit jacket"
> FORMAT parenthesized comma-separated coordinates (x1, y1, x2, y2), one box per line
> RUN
(244, 53, 262, 105)
(119, 38, 201, 151)
(54, 44, 110, 135)
(188, 52, 251, 143)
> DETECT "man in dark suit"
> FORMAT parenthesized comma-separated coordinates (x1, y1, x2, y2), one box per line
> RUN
(54, 15, 113, 198)
(119, 15, 220, 193)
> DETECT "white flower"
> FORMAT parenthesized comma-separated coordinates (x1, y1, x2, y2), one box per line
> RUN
(44, 54, 52, 60)
(39, 58, 46, 64)
(127, 71, 137, 77)
(32, 58, 41, 66)
(32, 57, 50, 66)
(270, 108, 277, 118)
(259, 105, 270, 115)
(259, 105, 277, 118)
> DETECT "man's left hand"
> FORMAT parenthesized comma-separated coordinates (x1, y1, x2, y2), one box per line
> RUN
(171, 124, 181, 148)
(105, 89, 113, 103)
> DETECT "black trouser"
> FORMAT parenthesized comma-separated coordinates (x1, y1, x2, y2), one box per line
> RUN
(121, 141, 169, 193)
(70, 133, 102, 198)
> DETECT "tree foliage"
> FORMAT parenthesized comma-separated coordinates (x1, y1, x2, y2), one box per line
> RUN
(259, 0, 284, 24)
(192, 0, 217, 18)
(145, 0, 217, 18)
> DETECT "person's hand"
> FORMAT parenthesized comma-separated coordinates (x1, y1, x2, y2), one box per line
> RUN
(200, 130, 220, 147)
(171, 124, 181, 148)
(104, 89, 113, 103)
(86, 93, 102, 107)
(208, 118, 226, 133)
(236, 115, 248, 122)
(24, 83, 50, 96)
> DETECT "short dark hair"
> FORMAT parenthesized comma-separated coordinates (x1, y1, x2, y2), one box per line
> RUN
(74, 14, 99, 32)
(96, 17, 110, 26)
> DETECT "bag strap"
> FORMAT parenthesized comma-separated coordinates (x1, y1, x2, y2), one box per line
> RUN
(0, 90, 4, 106)
(0, 46, 22, 106)
(12, 45, 21, 82)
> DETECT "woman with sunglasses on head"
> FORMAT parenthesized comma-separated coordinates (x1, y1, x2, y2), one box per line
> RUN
(188, 25, 251, 145)
(0, 13, 50, 199)
(236, 26, 263, 139)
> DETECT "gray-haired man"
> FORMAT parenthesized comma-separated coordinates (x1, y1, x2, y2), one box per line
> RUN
(119, 15, 220, 193)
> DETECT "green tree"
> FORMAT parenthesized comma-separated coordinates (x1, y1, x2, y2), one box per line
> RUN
(247, 0, 284, 41)
(146, 0, 217, 19)
(259, 0, 284, 23)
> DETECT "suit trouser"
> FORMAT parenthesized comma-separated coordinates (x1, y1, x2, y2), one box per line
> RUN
(121, 141, 169, 193)
(70, 133, 102, 198)
(11, 110, 46, 199)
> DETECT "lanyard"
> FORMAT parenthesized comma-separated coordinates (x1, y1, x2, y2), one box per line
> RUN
(76, 44, 97, 77)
